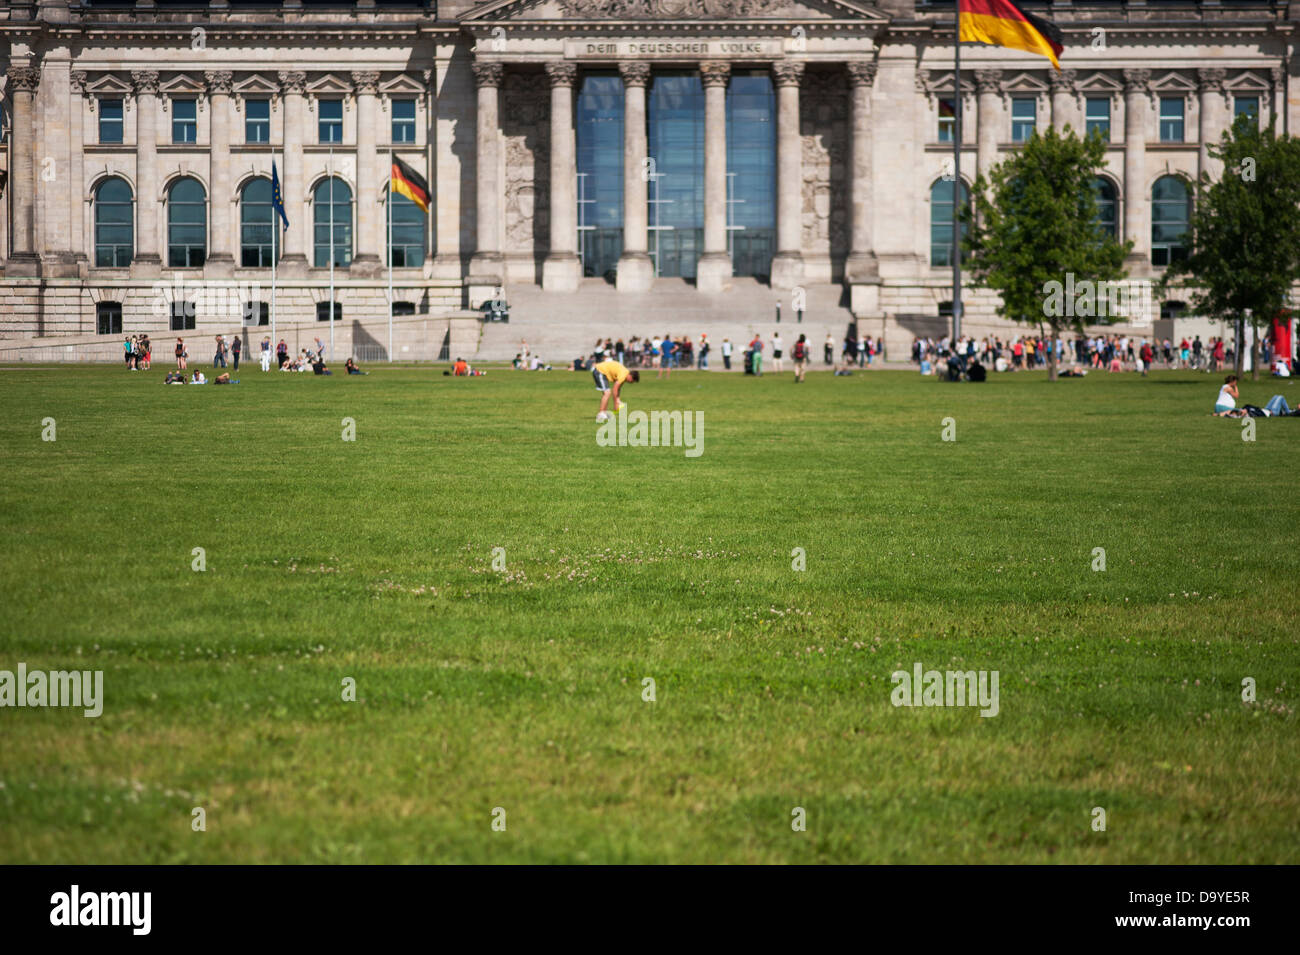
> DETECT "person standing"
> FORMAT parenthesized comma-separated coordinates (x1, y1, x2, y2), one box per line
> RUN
(721, 337, 733, 371)
(771, 332, 784, 373)
(1140, 340, 1153, 376)
(175, 337, 187, 371)
(214, 335, 226, 368)
(659, 334, 675, 379)
(231, 334, 242, 372)
(123, 335, 133, 370)
(140, 334, 152, 371)
(792, 334, 809, 383)
(276, 338, 289, 369)
(260, 336, 272, 372)
(824, 333, 834, 366)
(749, 334, 764, 376)
(698, 334, 710, 370)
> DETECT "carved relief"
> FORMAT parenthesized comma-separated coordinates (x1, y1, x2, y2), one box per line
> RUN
(502, 71, 551, 255)
(800, 69, 848, 257)
(558, 0, 786, 17)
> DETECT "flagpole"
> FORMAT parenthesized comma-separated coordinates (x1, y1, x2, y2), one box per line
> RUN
(329, 144, 335, 364)
(271, 148, 278, 362)
(388, 148, 394, 363)
(953, 0, 963, 344)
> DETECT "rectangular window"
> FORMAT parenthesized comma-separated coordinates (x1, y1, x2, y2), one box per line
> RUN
(1085, 97, 1110, 141)
(1159, 97, 1184, 142)
(1011, 97, 1036, 143)
(99, 99, 124, 144)
(245, 98, 270, 143)
(172, 98, 198, 144)
(96, 302, 123, 335)
(170, 300, 196, 331)
(1234, 95, 1260, 129)
(391, 98, 416, 143)
(318, 99, 343, 143)
(392, 302, 417, 317)
(316, 302, 342, 322)
(938, 98, 955, 143)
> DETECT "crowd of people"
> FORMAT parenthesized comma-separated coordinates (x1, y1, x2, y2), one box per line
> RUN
(123, 334, 152, 371)
(161, 334, 362, 377)
(558, 331, 885, 376)
(910, 333, 1270, 375)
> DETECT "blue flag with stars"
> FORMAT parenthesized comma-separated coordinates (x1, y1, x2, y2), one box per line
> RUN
(271, 160, 289, 229)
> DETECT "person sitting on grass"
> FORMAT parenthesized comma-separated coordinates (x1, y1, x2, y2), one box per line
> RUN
(346, 358, 366, 375)
(213, 372, 235, 384)
(1214, 375, 1248, 417)
(593, 358, 639, 422)
(453, 357, 469, 376)
(312, 356, 333, 376)
(189, 370, 207, 384)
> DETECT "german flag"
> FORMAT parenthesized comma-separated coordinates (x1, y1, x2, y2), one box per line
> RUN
(390, 156, 430, 213)
(959, 0, 1064, 70)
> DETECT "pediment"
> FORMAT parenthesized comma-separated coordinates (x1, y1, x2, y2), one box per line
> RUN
(306, 74, 355, 96)
(1001, 70, 1048, 94)
(160, 74, 206, 97)
(1076, 71, 1123, 94)
(233, 74, 280, 97)
(1149, 71, 1197, 93)
(86, 74, 133, 99)
(1224, 70, 1271, 92)
(461, 0, 889, 25)
(379, 74, 427, 96)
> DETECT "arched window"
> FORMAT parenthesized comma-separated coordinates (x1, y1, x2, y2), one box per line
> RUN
(167, 177, 207, 267)
(930, 178, 969, 267)
(1151, 176, 1190, 267)
(240, 178, 277, 267)
(387, 191, 426, 267)
(94, 177, 134, 267)
(314, 177, 352, 267)
(1092, 177, 1117, 240)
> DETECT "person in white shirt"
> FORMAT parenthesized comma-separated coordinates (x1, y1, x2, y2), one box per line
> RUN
(721, 337, 733, 371)
(771, 332, 784, 373)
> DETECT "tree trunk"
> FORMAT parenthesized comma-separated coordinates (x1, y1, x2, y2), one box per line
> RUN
(1234, 315, 1244, 379)
(1047, 325, 1058, 381)
(1251, 322, 1261, 381)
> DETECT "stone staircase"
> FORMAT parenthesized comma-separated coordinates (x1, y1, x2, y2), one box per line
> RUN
(474, 276, 859, 365)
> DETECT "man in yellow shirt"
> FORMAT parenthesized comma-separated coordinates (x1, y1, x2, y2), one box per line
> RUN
(592, 358, 639, 422)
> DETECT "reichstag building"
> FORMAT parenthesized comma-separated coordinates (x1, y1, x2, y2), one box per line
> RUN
(1, 1, 1294, 357)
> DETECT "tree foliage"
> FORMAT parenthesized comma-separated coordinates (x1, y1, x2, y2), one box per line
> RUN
(962, 126, 1131, 380)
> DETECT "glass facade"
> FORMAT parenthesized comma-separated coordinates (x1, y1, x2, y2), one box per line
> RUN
(1092, 177, 1117, 240)
(648, 72, 704, 279)
(725, 71, 775, 279)
(314, 177, 352, 267)
(1085, 97, 1110, 140)
(576, 72, 624, 280)
(930, 179, 968, 267)
(387, 191, 426, 266)
(240, 177, 277, 267)
(245, 98, 270, 143)
(94, 177, 133, 267)
(167, 176, 207, 267)
(1151, 175, 1190, 266)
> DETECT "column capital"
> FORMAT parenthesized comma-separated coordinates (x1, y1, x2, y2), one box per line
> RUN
(700, 61, 730, 88)
(1270, 64, 1285, 87)
(1196, 68, 1226, 94)
(352, 70, 381, 94)
(6, 66, 41, 92)
(619, 61, 651, 87)
(545, 61, 579, 87)
(1123, 69, 1151, 94)
(472, 61, 504, 89)
(277, 70, 307, 94)
(772, 61, 804, 88)
(130, 69, 159, 95)
(204, 70, 234, 95)
(974, 69, 1002, 94)
(1047, 68, 1076, 93)
(70, 69, 88, 94)
(846, 61, 877, 88)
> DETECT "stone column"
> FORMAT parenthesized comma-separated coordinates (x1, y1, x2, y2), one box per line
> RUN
(1197, 68, 1226, 183)
(975, 68, 1001, 181)
(1123, 69, 1151, 271)
(277, 70, 308, 272)
(696, 61, 732, 294)
(617, 61, 653, 292)
(131, 69, 162, 274)
(467, 61, 503, 307)
(770, 60, 804, 290)
(845, 61, 879, 312)
(1049, 68, 1078, 133)
(70, 70, 89, 268)
(4, 66, 40, 274)
(543, 61, 582, 292)
(205, 71, 234, 267)
(352, 70, 382, 275)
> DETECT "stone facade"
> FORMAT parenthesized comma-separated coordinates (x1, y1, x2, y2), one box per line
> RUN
(2, 1, 1298, 357)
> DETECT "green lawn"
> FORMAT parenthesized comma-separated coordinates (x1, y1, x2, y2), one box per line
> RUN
(0, 362, 1296, 864)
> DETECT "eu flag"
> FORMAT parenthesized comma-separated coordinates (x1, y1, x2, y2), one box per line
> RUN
(271, 160, 289, 229)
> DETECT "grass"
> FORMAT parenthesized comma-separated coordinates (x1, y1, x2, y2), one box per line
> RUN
(0, 361, 1296, 864)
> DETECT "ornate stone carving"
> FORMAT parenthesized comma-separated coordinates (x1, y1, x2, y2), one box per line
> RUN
(800, 69, 848, 255)
(472, 62, 504, 88)
(131, 69, 159, 95)
(1270, 65, 1284, 87)
(558, 0, 774, 17)
(277, 70, 307, 94)
(619, 61, 651, 87)
(204, 70, 234, 95)
(1195, 68, 1225, 93)
(70, 70, 88, 93)
(974, 69, 1001, 94)
(772, 61, 804, 88)
(846, 62, 877, 88)
(502, 72, 550, 255)
(352, 70, 381, 94)
(6, 66, 41, 93)
(545, 61, 579, 87)
(1122, 68, 1151, 94)
(1047, 68, 1076, 93)
(700, 61, 730, 88)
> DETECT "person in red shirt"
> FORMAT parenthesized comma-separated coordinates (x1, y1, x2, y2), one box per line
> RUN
(1140, 341, 1153, 376)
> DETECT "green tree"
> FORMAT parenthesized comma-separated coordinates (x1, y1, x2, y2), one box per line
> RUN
(962, 126, 1131, 381)
(1157, 114, 1300, 380)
